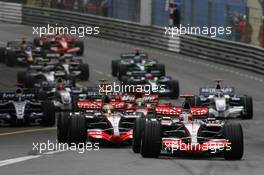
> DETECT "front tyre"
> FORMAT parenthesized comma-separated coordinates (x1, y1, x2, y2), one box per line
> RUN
(41, 101, 56, 126)
(57, 112, 70, 143)
(140, 120, 161, 158)
(222, 122, 244, 160)
(79, 63, 89, 81)
(132, 117, 145, 153)
(68, 114, 87, 145)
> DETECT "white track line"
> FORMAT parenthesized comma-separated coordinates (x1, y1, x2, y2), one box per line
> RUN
(0, 41, 6, 45)
(0, 155, 42, 167)
(0, 150, 67, 167)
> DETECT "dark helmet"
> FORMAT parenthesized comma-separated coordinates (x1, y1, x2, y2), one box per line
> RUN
(145, 73, 154, 80)
(15, 88, 23, 96)
(103, 95, 111, 104)
(56, 78, 65, 90)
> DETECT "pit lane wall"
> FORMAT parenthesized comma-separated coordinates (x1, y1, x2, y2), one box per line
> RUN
(1, 2, 263, 75)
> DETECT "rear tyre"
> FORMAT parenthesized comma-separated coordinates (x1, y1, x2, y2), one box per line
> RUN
(111, 60, 119, 76)
(118, 64, 127, 81)
(141, 120, 161, 158)
(188, 95, 202, 107)
(68, 114, 87, 145)
(79, 63, 89, 81)
(168, 80, 179, 99)
(75, 41, 84, 56)
(43, 41, 51, 50)
(222, 122, 244, 160)
(0, 47, 5, 63)
(57, 112, 70, 143)
(132, 117, 145, 153)
(33, 38, 40, 47)
(17, 71, 26, 84)
(24, 75, 35, 88)
(155, 63, 165, 76)
(41, 101, 56, 126)
(241, 96, 253, 119)
(6, 51, 16, 67)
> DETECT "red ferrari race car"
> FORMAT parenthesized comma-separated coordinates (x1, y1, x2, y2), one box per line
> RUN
(132, 94, 244, 160)
(34, 34, 84, 56)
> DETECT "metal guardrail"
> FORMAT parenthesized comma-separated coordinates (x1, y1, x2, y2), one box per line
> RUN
(0, 2, 263, 75)
(0, 2, 22, 24)
(22, 6, 174, 51)
(180, 35, 264, 75)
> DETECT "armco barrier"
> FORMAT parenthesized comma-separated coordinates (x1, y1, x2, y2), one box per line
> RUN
(0, 2, 263, 75)
(180, 35, 264, 75)
(0, 1, 22, 24)
(22, 6, 174, 51)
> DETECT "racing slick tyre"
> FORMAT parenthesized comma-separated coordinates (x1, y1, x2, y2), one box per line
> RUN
(222, 122, 243, 160)
(241, 96, 253, 119)
(24, 75, 35, 88)
(41, 100, 56, 126)
(120, 76, 129, 85)
(57, 112, 70, 143)
(0, 47, 5, 63)
(118, 64, 128, 81)
(6, 51, 16, 67)
(75, 41, 84, 56)
(33, 37, 40, 47)
(168, 80, 179, 99)
(43, 41, 51, 50)
(17, 71, 26, 84)
(68, 114, 87, 145)
(141, 120, 161, 158)
(132, 117, 145, 153)
(36, 91, 48, 101)
(111, 60, 119, 76)
(188, 95, 202, 107)
(79, 63, 89, 81)
(155, 63, 165, 76)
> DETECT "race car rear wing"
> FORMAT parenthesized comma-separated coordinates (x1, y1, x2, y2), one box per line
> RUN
(129, 70, 162, 78)
(199, 86, 235, 97)
(120, 53, 148, 59)
(0, 92, 36, 100)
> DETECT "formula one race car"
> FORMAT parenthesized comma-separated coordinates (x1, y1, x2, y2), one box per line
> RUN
(0, 89, 55, 126)
(33, 78, 84, 111)
(111, 50, 165, 79)
(36, 53, 89, 80)
(121, 71, 179, 99)
(57, 94, 145, 144)
(17, 59, 89, 88)
(133, 95, 244, 160)
(34, 34, 84, 56)
(0, 39, 42, 66)
(198, 80, 253, 119)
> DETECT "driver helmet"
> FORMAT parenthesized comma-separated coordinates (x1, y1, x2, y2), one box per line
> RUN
(21, 38, 27, 45)
(56, 78, 65, 90)
(102, 104, 114, 114)
(145, 73, 154, 80)
(135, 49, 140, 56)
(136, 98, 144, 108)
(134, 55, 141, 62)
(16, 88, 23, 97)
(215, 90, 224, 98)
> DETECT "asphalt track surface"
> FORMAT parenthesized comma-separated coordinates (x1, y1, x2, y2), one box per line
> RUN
(0, 22, 264, 175)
